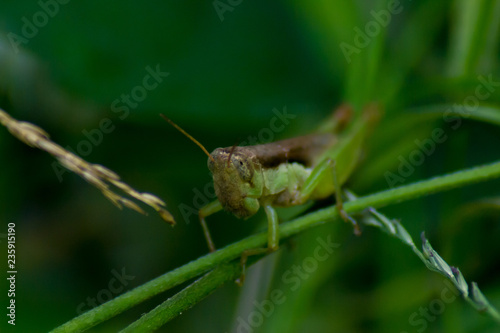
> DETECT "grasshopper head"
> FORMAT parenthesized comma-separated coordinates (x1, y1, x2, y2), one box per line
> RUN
(208, 147, 263, 219)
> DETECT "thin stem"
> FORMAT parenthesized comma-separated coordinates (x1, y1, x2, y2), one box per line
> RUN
(51, 159, 500, 332)
(119, 262, 241, 333)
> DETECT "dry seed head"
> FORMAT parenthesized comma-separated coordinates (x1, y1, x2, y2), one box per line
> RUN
(38, 140, 67, 156)
(109, 179, 137, 195)
(120, 198, 147, 215)
(59, 157, 82, 174)
(102, 189, 123, 209)
(93, 164, 120, 180)
(82, 170, 108, 190)
(20, 121, 50, 139)
(158, 207, 176, 225)
(0, 107, 176, 224)
(140, 193, 166, 207)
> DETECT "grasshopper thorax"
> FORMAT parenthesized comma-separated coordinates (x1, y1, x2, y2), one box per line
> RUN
(208, 147, 263, 219)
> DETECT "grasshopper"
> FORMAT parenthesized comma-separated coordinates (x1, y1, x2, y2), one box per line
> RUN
(162, 104, 379, 282)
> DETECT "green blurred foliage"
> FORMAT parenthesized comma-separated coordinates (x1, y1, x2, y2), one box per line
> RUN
(0, 0, 500, 332)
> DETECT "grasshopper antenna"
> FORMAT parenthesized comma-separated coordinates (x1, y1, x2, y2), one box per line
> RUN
(160, 114, 215, 163)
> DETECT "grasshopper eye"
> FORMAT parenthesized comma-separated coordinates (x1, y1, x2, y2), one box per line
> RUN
(233, 157, 253, 182)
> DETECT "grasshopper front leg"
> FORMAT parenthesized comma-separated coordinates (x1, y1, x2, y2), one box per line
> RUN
(236, 204, 279, 285)
(199, 200, 223, 252)
(199, 200, 279, 285)
(300, 158, 361, 235)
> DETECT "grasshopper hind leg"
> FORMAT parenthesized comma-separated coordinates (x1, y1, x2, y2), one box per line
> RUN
(301, 158, 361, 235)
(331, 159, 361, 235)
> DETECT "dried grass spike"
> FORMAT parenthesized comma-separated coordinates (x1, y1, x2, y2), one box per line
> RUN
(38, 140, 67, 156)
(140, 193, 167, 207)
(82, 170, 108, 190)
(109, 179, 136, 194)
(158, 208, 176, 225)
(0, 107, 175, 224)
(93, 164, 120, 180)
(19, 121, 50, 139)
(120, 198, 147, 215)
(102, 190, 123, 209)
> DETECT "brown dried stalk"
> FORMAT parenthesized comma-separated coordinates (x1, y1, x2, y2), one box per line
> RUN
(0, 108, 175, 225)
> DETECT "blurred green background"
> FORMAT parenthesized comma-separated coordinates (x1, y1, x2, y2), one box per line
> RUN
(1, 1, 500, 332)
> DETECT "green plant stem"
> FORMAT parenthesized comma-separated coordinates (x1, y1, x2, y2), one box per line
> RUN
(119, 262, 241, 333)
(51, 159, 500, 333)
